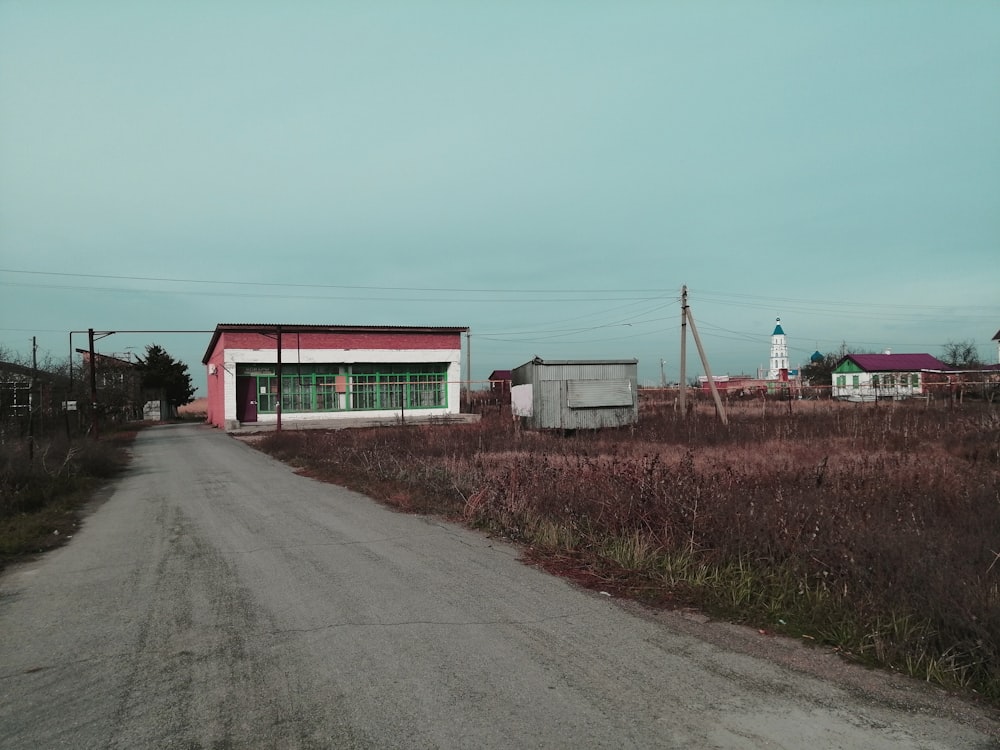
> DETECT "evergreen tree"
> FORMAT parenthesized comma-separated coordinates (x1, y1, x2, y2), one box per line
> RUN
(135, 344, 195, 407)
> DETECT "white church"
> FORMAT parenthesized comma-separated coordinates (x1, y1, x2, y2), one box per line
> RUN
(700, 318, 800, 394)
(759, 317, 798, 381)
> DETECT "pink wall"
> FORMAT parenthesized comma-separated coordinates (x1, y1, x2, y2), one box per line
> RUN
(218, 330, 460, 352)
(202, 328, 463, 429)
(205, 346, 227, 429)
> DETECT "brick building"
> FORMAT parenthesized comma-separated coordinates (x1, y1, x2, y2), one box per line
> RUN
(202, 324, 467, 430)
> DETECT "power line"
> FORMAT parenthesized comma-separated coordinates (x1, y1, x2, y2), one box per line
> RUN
(0, 281, 663, 304)
(0, 268, 674, 295)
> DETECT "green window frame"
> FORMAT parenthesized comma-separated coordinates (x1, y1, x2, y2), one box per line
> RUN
(253, 363, 448, 414)
(314, 375, 341, 411)
(351, 373, 378, 410)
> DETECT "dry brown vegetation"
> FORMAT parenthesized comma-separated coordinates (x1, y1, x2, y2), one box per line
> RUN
(0, 430, 135, 567)
(257, 397, 1000, 704)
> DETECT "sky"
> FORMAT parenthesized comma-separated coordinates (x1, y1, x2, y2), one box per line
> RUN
(2, 1, 998, 394)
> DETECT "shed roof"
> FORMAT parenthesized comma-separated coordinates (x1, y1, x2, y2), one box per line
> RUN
(524, 357, 639, 367)
(202, 323, 468, 363)
(839, 353, 949, 372)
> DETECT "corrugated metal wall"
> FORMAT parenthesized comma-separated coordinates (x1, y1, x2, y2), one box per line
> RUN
(511, 359, 638, 430)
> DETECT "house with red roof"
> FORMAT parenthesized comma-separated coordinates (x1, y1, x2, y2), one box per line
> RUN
(202, 324, 468, 430)
(830, 352, 949, 402)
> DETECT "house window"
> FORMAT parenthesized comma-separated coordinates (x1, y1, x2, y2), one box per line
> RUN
(836, 375, 846, 388)
(852, 375, 860, 389)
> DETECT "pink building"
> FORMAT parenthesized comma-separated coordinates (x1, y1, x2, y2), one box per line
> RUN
(202, 324, 467, 430)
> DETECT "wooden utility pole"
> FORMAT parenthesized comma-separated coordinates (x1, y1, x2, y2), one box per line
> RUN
(678, 286, 728, 424)
(679, 286, 688, 413)
(28, 337, 37, 461)
(685, 304, 728, 425)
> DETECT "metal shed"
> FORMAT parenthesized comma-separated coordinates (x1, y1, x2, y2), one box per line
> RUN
(510, 357, 639, 430)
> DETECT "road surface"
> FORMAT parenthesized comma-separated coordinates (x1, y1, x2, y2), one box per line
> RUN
(1, 423, 996, 749)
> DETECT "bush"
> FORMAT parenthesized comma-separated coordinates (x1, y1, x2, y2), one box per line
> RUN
(0, 433, 132, 565)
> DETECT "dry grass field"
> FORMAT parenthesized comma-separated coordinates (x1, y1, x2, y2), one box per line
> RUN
(257, 396, 1000, 703)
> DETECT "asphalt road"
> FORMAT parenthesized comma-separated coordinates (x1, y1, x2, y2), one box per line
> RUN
(1, 423, 996, 749)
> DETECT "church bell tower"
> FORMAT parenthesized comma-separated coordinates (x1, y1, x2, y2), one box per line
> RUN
(767, 317, 789, 379)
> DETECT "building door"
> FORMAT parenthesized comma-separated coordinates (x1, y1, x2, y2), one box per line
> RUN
(236, 377, 258, 422)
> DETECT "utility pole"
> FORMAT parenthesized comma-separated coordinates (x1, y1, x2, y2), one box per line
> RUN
(678, 286, 728, 425)
(465, 330, 472, 410)
(29, 337, 37, 461)
(679, 286, 688, 413)
(276, 325, 283, 433)
(685, 304, 728, 425)
(88, 328, 99, 438)
(659, 358, 667, 388)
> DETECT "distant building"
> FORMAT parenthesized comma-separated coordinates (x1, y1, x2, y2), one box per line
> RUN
(74, 349, 167, 420)
(755, 317, 800, 381)
(0, 360, 72, 426)
(767, 318, 790, 379)
(488, 369, 512, 396)
(830, 352, 948, 401)
(201, 323, 468, 430)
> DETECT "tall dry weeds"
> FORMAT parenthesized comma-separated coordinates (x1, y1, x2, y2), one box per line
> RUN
(258, 400, 1000, 700)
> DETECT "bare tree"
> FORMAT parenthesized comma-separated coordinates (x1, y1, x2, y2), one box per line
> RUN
(941, 340, 981, 369)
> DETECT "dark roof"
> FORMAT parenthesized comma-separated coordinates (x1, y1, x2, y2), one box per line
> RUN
(810, 350, 824, 362)
(993, 329, 1000, 341)
(488, 370, 512, 380)
(840, 353, 949, 372)
(202, 323, 469, 364)
(0, 360, 71, 384)
(75, 349, 135, 367)
(772, 323, 785, 336)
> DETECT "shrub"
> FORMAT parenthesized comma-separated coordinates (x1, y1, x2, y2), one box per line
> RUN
(0, 433, 132, 565)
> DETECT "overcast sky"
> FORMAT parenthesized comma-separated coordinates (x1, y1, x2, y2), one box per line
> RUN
(2, 2, 998, 393)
